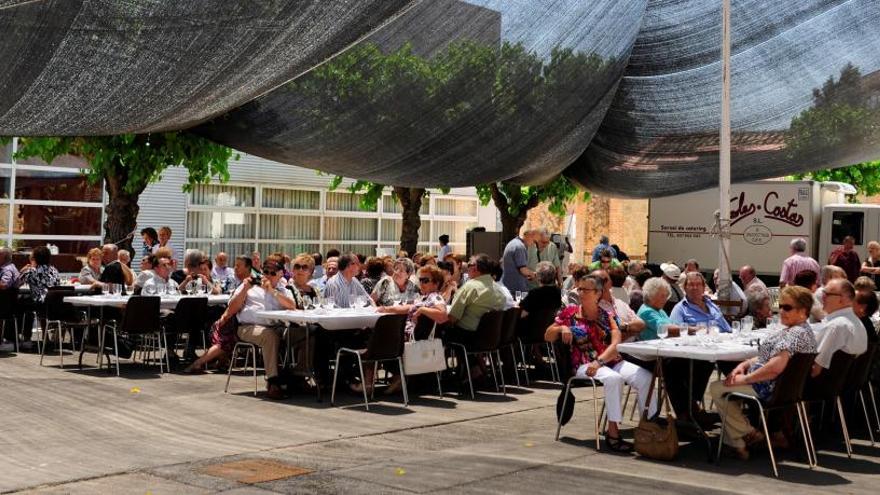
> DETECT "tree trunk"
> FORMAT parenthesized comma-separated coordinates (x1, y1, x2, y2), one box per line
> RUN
(489, 182, 540, 244)
(500, 212, 527, 245)
(103, 173, 144, 255)
(395, 186, 425, 256)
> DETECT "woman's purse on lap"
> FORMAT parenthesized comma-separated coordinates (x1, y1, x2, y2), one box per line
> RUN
(403, 322, 446, 375)
(634, 361, 679, 461)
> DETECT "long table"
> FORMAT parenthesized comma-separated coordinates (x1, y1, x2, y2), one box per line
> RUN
(257, 307, 383, 330)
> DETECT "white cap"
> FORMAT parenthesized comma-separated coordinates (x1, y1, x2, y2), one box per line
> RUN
(660, 262, 681, 279)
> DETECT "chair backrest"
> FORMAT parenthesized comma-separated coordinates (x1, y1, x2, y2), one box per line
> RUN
(44, 286, 76, 321)
(522, 307, 558, 344)
(171, 296, 208, 332)
(767, 352, 817, 406)
(499, 307, 521, 346)
(470, 309, 505, 352)
(412, 315, 436, 340)
(119, 296, 161, 335)
(363, 313, 408, 361)
(0, 289, 19, 319)
(808, 350, 856, 400)
(844, 342, 877, 394)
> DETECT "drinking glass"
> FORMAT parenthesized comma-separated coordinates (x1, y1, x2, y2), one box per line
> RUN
(325, 296, 336, 309)
(741, 315, 754, 332)
(144, 284, 156, 296)
(303, 295, 312, 309)
(657, 323, 669, 339)
(731, 320, 741, 335)
(516, 291, 524, 302)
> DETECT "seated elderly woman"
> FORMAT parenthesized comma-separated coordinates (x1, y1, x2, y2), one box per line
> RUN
(746, 287, 772, 329)
(545, 274, 657, 452)
(635, 277, 682, 341)
(372, 257, 418, 306)
(359, 257, 385, 294)
(709, 286, 817, 460)
(287, 253, 320, 305)
(79, 247, 103, 285)
(436, 261, 458, 303)
(517, 261, 562, 335)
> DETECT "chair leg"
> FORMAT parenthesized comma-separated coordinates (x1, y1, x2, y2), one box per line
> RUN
(801, 402, 819, 467)
(251, 347, 258, 397)
(435, 371, 443, 397)
(836, 397, 853, 458)
(592, 380, 601, 451)
(716, 402, 728, 463)
(549, 344, 560, 383)
(555, 379, 572, 441)
(796, 402, 816, 468)
(487, 353, 499, 392)
(756, 405, 778, 478)
(330, 349, 342, 406)
(509, 345, 520, 387)
(496, 350, 506, 395)
(371, 362, 378, 401)
(461, 349, 474, 399)
(225, 345, 238, 394)
(39, 321, 50, 366)
(111, 327, 120, 377)
(398, 357, 409, 407)
(518, 340, 530, 385)
(869, 382, 880, 434)
(354, 353, 369, 411)
(544, 343, 557, 382)
(859, 391, 875, 446)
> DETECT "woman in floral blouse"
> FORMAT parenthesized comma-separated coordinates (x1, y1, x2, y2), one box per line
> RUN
(20, 246, 60, 304)
(372, 257, 418, 307)
(545, 274, 657, 452)
(709, 285, 817, 460)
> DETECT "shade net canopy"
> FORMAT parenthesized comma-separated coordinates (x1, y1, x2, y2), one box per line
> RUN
(3, 0, 880, 197)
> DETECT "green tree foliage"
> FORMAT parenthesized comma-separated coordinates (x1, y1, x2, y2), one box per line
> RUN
(789, 63, 880, 201)
(1, 134, 236, 252)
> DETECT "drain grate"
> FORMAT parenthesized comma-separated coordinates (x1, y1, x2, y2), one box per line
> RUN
(197, 458, 313, 484)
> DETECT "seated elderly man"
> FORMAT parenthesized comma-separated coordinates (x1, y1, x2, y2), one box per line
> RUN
(810, 278, 868, 379)
(117, 249, 135, 286)
(670, 272, 731, 332)
(322, 253, 373, 308)
(444, 254, 507, 378)
(310, 256, 338, 292)
(142, 256, 179, 294)
(99, 244, 128, 293)
(517, 261, 562, 337)
(216, 255, 296, 399)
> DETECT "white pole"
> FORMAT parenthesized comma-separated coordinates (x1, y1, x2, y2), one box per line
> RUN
(718, 0, 733, 312)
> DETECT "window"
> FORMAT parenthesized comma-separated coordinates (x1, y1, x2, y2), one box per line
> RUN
(380, 218, 402, 242)
(323, 217, 377, 241)
(190, 184, 254, 207)
(187, 211, 256, 239)
(831, 211, 864, 245)
(263, 188, 320, 210)
(187, 241, 255, 258)
(382, 195, 429, 214)
(433, 220, 477, 243)
(326, 191, 367, 212)
(258, 242, 320, 256)
(14, 169, 102, 202)
(435, 198, 477, 217)
(0, 167, 10, 199)
(259, 214, 320, 240)
(13, 204, 102, 236)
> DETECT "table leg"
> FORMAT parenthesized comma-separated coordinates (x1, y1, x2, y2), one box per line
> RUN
(97, 306, 105, 369)
(688, 359, 714, 461)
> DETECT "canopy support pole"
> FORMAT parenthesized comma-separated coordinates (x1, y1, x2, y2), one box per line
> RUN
(717, 0, 733, 313)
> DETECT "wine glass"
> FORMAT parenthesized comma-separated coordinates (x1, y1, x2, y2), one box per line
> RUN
(731, 320, 741, 335)
(657, 323, 669, 339)
(741, 315, 754, 332)
(144, 284, 156, 296)
(325, 296, 336, 309)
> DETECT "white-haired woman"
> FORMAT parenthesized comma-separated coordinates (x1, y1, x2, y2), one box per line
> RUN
(636, 277, 681, 341)
(372, 257, 418, 306)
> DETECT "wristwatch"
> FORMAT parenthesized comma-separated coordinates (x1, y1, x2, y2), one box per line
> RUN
(597, 358, 606, 367)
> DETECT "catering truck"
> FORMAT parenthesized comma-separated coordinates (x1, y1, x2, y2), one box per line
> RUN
(647, 180, 869, 276)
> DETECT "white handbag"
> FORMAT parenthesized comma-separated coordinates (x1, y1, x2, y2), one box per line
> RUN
(403, 323, 447, 375)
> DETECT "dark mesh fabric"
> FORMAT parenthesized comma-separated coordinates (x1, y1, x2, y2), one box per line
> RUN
(3, 0, 880, 197)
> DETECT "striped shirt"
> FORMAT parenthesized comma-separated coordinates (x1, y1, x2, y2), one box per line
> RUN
(779, 253, 820, 286)
(322, 273, 370, 308)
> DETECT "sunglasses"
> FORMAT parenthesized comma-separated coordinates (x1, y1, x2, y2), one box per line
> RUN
(293, 264, 309, 271)
(262, 267, 278, 276)
(577, 287, 598, 293)
(418, 277, 431, 284)
(779, 304, 796, 312)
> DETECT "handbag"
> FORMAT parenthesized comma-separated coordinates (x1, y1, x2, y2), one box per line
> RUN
(403, 321, 447, 375)
(634, 361, 679, 461)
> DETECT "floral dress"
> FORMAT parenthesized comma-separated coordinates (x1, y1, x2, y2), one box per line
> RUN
(555, 304, 619, 374)
(373, 276, 419, 307)
(405, 292, 446, 340)
(749, 322, 817, 400)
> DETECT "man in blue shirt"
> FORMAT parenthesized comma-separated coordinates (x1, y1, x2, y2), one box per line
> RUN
(590, 235, 617, 263)
(501, 228, 537, 294)
(670, 272, 731, 332)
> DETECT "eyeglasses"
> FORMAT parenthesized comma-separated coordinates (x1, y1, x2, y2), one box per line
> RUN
(418, 277, 431, 284)
(292, 264, 309, 271)
(576, 287, 598, 293)
(600, 259, 611, 264)
(778, 304, 796, 312)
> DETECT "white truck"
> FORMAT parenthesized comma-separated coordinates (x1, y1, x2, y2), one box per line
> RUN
(647, 180, 869, 277)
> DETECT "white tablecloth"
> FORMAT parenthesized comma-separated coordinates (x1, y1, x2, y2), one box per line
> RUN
(617, 330, 776, 362)
(64, 294, 230, 310)
(20, 284, 94, 294)
(257, 308, 383, 330)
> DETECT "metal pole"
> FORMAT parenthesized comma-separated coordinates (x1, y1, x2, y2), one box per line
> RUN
(717, 0, 733, 312)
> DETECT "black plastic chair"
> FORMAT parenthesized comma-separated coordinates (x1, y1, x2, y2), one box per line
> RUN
(101, 296, 163, 376)
(163, 296, 208, 367)
(498, 307, 522, 390)
(803, 350, 857, 459)
(331, 313, 408, 410)
(39, 287, 86, 367)
(0, 289, 20, 352)
(717, 352, 818, 477)
(843, 342, 878, 447)
(446, 309, 505, 399)
(516, 307, 560, 384)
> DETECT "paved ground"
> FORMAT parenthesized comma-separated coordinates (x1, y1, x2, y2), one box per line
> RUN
(1, 350, 878, 494)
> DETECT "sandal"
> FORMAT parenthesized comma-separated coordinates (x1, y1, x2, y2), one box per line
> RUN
(742, 429, 765, 447)
(605, 435, 634, 453)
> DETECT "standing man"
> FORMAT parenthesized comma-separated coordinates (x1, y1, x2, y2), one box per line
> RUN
(528, 229, 561, 286)
(779, 238, 820, 288)
(437, 234, 452, 260)
(501, 227, 537, 294)
(591, 235, 617, 263)
(828, 235, 861, 283)
(322, 253, 372, 308)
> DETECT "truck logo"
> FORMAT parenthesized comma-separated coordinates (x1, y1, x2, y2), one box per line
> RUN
(729, 191, 805, 227)
(743, 224, 772, 245)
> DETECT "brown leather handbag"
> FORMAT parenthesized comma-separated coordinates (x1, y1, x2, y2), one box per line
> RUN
(634, 361, 679, 461)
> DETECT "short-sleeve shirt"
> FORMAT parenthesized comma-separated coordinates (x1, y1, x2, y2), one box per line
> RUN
(406, 292, 446, 339)
(749, 323, 817, 400)
(0, 262, 21, 290)
(20, 264, 59, 303)
(637, 305, 672, 341)
(814, 307, 868, 369)
(322, 273, 371, 309)
(372, 276, 419, 307)
(779, 253, 820, 286)
(448, 274, 506, 331)
(235, 279, 293, 325)
(501, 237, 530, 293)
(554, 305, 618, 373)
(142, 274, 179, 294)
(669, 296, 731, 332)
(829, 248, 861, 282)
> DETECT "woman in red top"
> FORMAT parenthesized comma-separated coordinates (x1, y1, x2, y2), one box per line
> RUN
(546, 274, 657, 452)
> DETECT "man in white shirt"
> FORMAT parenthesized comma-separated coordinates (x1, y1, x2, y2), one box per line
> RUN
(310, 256, 338, 292)
(217, 255, 295, 398)
(437, 234, 452, 260)
(322, 253, 373, 308)
(211, 252, 235, 286)
(142, 256, 179, 294)
(812, 278, 868, 377)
